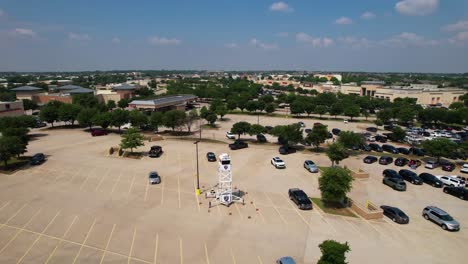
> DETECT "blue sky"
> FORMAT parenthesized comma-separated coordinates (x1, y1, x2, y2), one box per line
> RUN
(1, 0, 468, 72)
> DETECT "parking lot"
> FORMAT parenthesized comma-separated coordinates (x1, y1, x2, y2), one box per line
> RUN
(0, 117, 467, 263)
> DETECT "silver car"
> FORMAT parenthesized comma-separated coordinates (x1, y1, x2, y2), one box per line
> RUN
(149, 171, 161, 184)
(304, 160, 318, 173)
(422, 206, 460, 231)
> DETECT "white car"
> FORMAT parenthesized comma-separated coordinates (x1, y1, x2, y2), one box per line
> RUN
(121, 123, 132, 130)
(461, 164, 468, 174)
(366, 135, 376, 142)
(226, 132, 236, 139)
(271, 157, 286, 169)
(436, 175, 466, 187)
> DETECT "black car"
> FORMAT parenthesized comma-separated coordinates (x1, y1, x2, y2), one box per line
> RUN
(443, 187, 468, 200)
(440, 161, 456, 172)
(399, 169, 423, 185)
(394, 157, 409, 167)
(366, 127, 378, 133)
(380, 205, 410, 224)
(265, 126, 273, 133)
(332, 128, 341, 135)
(279, 146, 296, 155)
(419, 173, 443, 188)
(397, 147, 410, 155)
(256, 134, 267, 143)
(379, 156, 393, 165)
(30, 153, 46, 165)
(304, 128, 312, 134)
(148, 146, 163, 158)
(327, 132, 333, 139)
(383, 125, 394, 131)
(206, 152, 216, 162)
(34, 121, 47, 128)
(382, 144, 399, 154)
(383, 169, 401, 179)
(375, 135, 387, 143)
(361, 144, 371, 151)
(369, 143, 383, 152)
(229, 140, 248, 150)
(409, 147, 425, 156)
(288, 188, 313, 210)
(363, 156, 378, 164)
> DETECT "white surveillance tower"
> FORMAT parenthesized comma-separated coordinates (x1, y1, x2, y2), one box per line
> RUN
(208, 153, 244, 208)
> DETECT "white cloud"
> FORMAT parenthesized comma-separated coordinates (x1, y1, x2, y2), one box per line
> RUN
(250, 38, 278, 50)
(225, 43, 238, 49)
(276, 32, 289, 37)
(449, 31, 468, 44)
(361, 11, 376, 20)
(335, 17, 353, 25)
(383, 32, 439, 47)
(269, 2, 293, 13)
(148, 36, 181, 45)
(68, 32, 91, 41)
(111, 37, 121, 44)
(395, 0, 438, 16)
(338, 37, 373, 48)
(13, 28, 36, 37)
(443, 20, 468, 32)
(296, 32, 334, 48)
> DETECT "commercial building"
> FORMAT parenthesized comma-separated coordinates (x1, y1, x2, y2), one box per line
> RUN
(0, 101, 24, 117)
(10, 86, 45, 100)
(129, 94, 197, 111)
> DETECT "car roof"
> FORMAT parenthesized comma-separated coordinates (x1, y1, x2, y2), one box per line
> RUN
(425, 206, 449, 215)
(278, 257, 296, 264)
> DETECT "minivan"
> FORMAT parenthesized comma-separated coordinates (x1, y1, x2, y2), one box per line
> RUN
(424, 160, 438, 169)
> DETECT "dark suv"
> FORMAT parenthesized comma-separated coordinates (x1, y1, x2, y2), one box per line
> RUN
(288, 188, 313, 210)
(419, 173, 443, 188)
(332, 128, 341, 135)
(382, 144, 399, 154)
(383, 169, 401, 179)
(443, 186, 468, 200)
(229, 140, 248, 150)
(256, 134, 267, 143)
(279, 146, 296, 155)
(399, 169, 423, 185)
(409, 147, 425, 156)
(30, 153, 46, 165)
(394, 157, 409, 167)
(369, 143, 383, 152)
(397, 147, 410, 155)
(379, 156, 393, 165)
(363, 156, 378, 164)
(148, 146, 163, 158)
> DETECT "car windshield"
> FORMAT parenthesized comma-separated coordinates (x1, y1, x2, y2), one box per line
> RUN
(439, 214, 454, 221)
(397, 212, 407, 218)
(149, 173, 158, 178)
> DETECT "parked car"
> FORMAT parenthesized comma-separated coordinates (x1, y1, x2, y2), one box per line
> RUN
(408, 159, 422, 169)
(419, 173, 443, 187)
(399, 169, 423, 185)
(394, 157, 409, 167)
(206, 152, 216, 162)
(409, 147, 425, 156)
(397, 147, 410, 155)
(436, 175, 465, 187)
(229, 140, 248, 150)
(91, 129, 108, 137)
(361, 144, 371, 151)
(313, 122, 323, 127)
(148, 146, 163, 158)
(304, 128, 312, 134)
(380, 205, 410, 224)
(279, 146, 296, 155)
(379, 156, 393, 165)
(369, 143, 383, 152)
(424, 160, 439, 169)
(288, 188, 312, 210)
(422, 206, 460, 231)
(331, 128, 341, 135)
(383, 169, 401, 179)
(366, 127, 378, 132)
(382, 144, 399, 154)
(375, 135, 387, 143)
(226, 131, 236, 139)
(298, 121, 305, 127)
(383, 177, 406, 191)
(148, 171, 161, 184)
(304, 160, 319, 173)
(461, 164, 468, 174)
(363, 156, 378, 164)
(443, 186, 468, 200)
(383, 125, 394, 131)
(440, 161, 456, 172)
(256, 134, 267, 143)
(121, 123, 132, 130)
(271, 157, 286, 169)
(276, 256, 296, 264)
(265, 126, 273, 133)
(30, 153, 46, 165)
(34, 121, 47, 128)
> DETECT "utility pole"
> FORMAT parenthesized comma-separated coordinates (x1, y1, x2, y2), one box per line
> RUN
(194, 140, 200, 195)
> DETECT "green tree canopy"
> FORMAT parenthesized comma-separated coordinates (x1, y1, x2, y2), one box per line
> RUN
(72, 94, 99, 108)
(231, 121, 252, 139)
(110, 109, 129, 131)
(58, 103, 82, 125)
(421, 138, 458, 162)
(40, 102, 63, 127)
(22, 99, 38, 111)
(128, 109, 148, 128)
(319, 167, 354, 205)
(0, 136, 24, 167)
(249, 124, 265, 136)
(326, 143, 348, 166)
(265, 103, 276, 114)
(107, 100, 116, 110)
(163, 110, 186, 131)
(271, 124, 303, 146)
(337, 131, 363, 149)
(93, 112, 112, 129)
(77, 108, 98, 129)
(343, 105, 360, 121)
(150, 112, 164, 131)
(391, 127, 406, 142)
(315, 105, 328, 118)
(306, 124, 329, 149)
(120, 128, 144, 153)
(317, 240, 351, 264)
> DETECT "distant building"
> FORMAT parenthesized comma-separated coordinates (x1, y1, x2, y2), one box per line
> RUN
(129, 94, 197, 111)
(111, 83, 136, 99)
(0, 101, 24, 117)
(10, 86, 44, 100)
(313, 74, 342, 82)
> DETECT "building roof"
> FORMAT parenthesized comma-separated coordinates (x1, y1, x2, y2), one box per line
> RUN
(11, 86, 42, 91)
(362, 81, 385, 85)
(57, 84, 85, 90)
(66, 87, 94, 94)
(129, 94, 197, 107)
(112, 83, 136, 90)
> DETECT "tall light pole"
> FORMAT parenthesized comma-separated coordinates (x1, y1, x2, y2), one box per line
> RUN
(194, 140, 200, 195)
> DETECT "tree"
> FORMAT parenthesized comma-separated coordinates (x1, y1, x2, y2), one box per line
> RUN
(343, 105, 360, 121)
(185, 109, 199, 132)
(120, 128, 144, 153)
(391, 127, 406, 142)
(136, 87, 154, 97)
(200, 106, 209, 119)
(396, 106, 414, 124)
(150, 112, 164, 131)
(329, 103, 343, 118)
(22, 99, 38, 111)
(231, 121, 252, 139)
(205, 111, 217, 125)
(249, 124, 265, 136)
(39, 102, 62, 127)
(361, 109, 370, 120)
(77, 108, 98, 129)
(449, 102, 464, 110)
(58, 104, 82, 125)
(376, 109, 392, 124)
(271, 124, 303, 146)
(317, 240, 351, 264)
(72, 94, 99, 108)
(1, 129, 28, 157)
(306, 124, 328, 149)
(118, 98, 130, 108)
(259, 95, 274, 104)
(110, 109, 129, 132)
(265, 103, 276, 114)
(163, 110, 186, 131)
(215, 104, 228, 120)
(0, 136, 24, 167)
(93, 112, 112, 129)
(315, 105, 328, 118)
(422, 138, 458, 163)
(128, 109, 148, 128)
(107, 100, 116, 110)
(319, 167, 353, 206)
(326, 143, 348, 166)
(246, 101, 258, 114)
(374, 119, 384, 128)
(337, 131, 363, 149)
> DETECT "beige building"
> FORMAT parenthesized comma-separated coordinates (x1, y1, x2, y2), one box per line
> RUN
(374, 86, 465, 106)
(0, 101, 24, 117)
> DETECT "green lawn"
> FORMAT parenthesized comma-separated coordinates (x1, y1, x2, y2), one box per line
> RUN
(310, 197, 357, 218)
(0, 156, 31, 175)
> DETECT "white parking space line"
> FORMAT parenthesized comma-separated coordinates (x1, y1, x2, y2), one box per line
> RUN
(0, 203, 28, 231)
(0, 208, 42, 256)
(153, 234, 159, 264)
(204, 242, 210, 264)
(179, 237, 183, 264)
(230, 248, 237, 264)
(0, 201, 11, 212)
(99, 224, 116, 264)
(312, 205, 337, 234)
(127, 174, 136, 196)
(45, 215, 78, 264)
(110, 172, 123, 195)
(72, 218, 97, 264)
(257, 256, 263, 264)
(128, 227, 137, 264)
(280, 193, 314, 230)
(263, 192, 288, 227)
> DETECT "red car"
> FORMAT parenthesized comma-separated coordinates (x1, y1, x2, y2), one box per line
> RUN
(91, 129, 108, 136)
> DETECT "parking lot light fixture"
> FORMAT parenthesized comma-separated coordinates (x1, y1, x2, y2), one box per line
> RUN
(194, 140, 201, 195)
